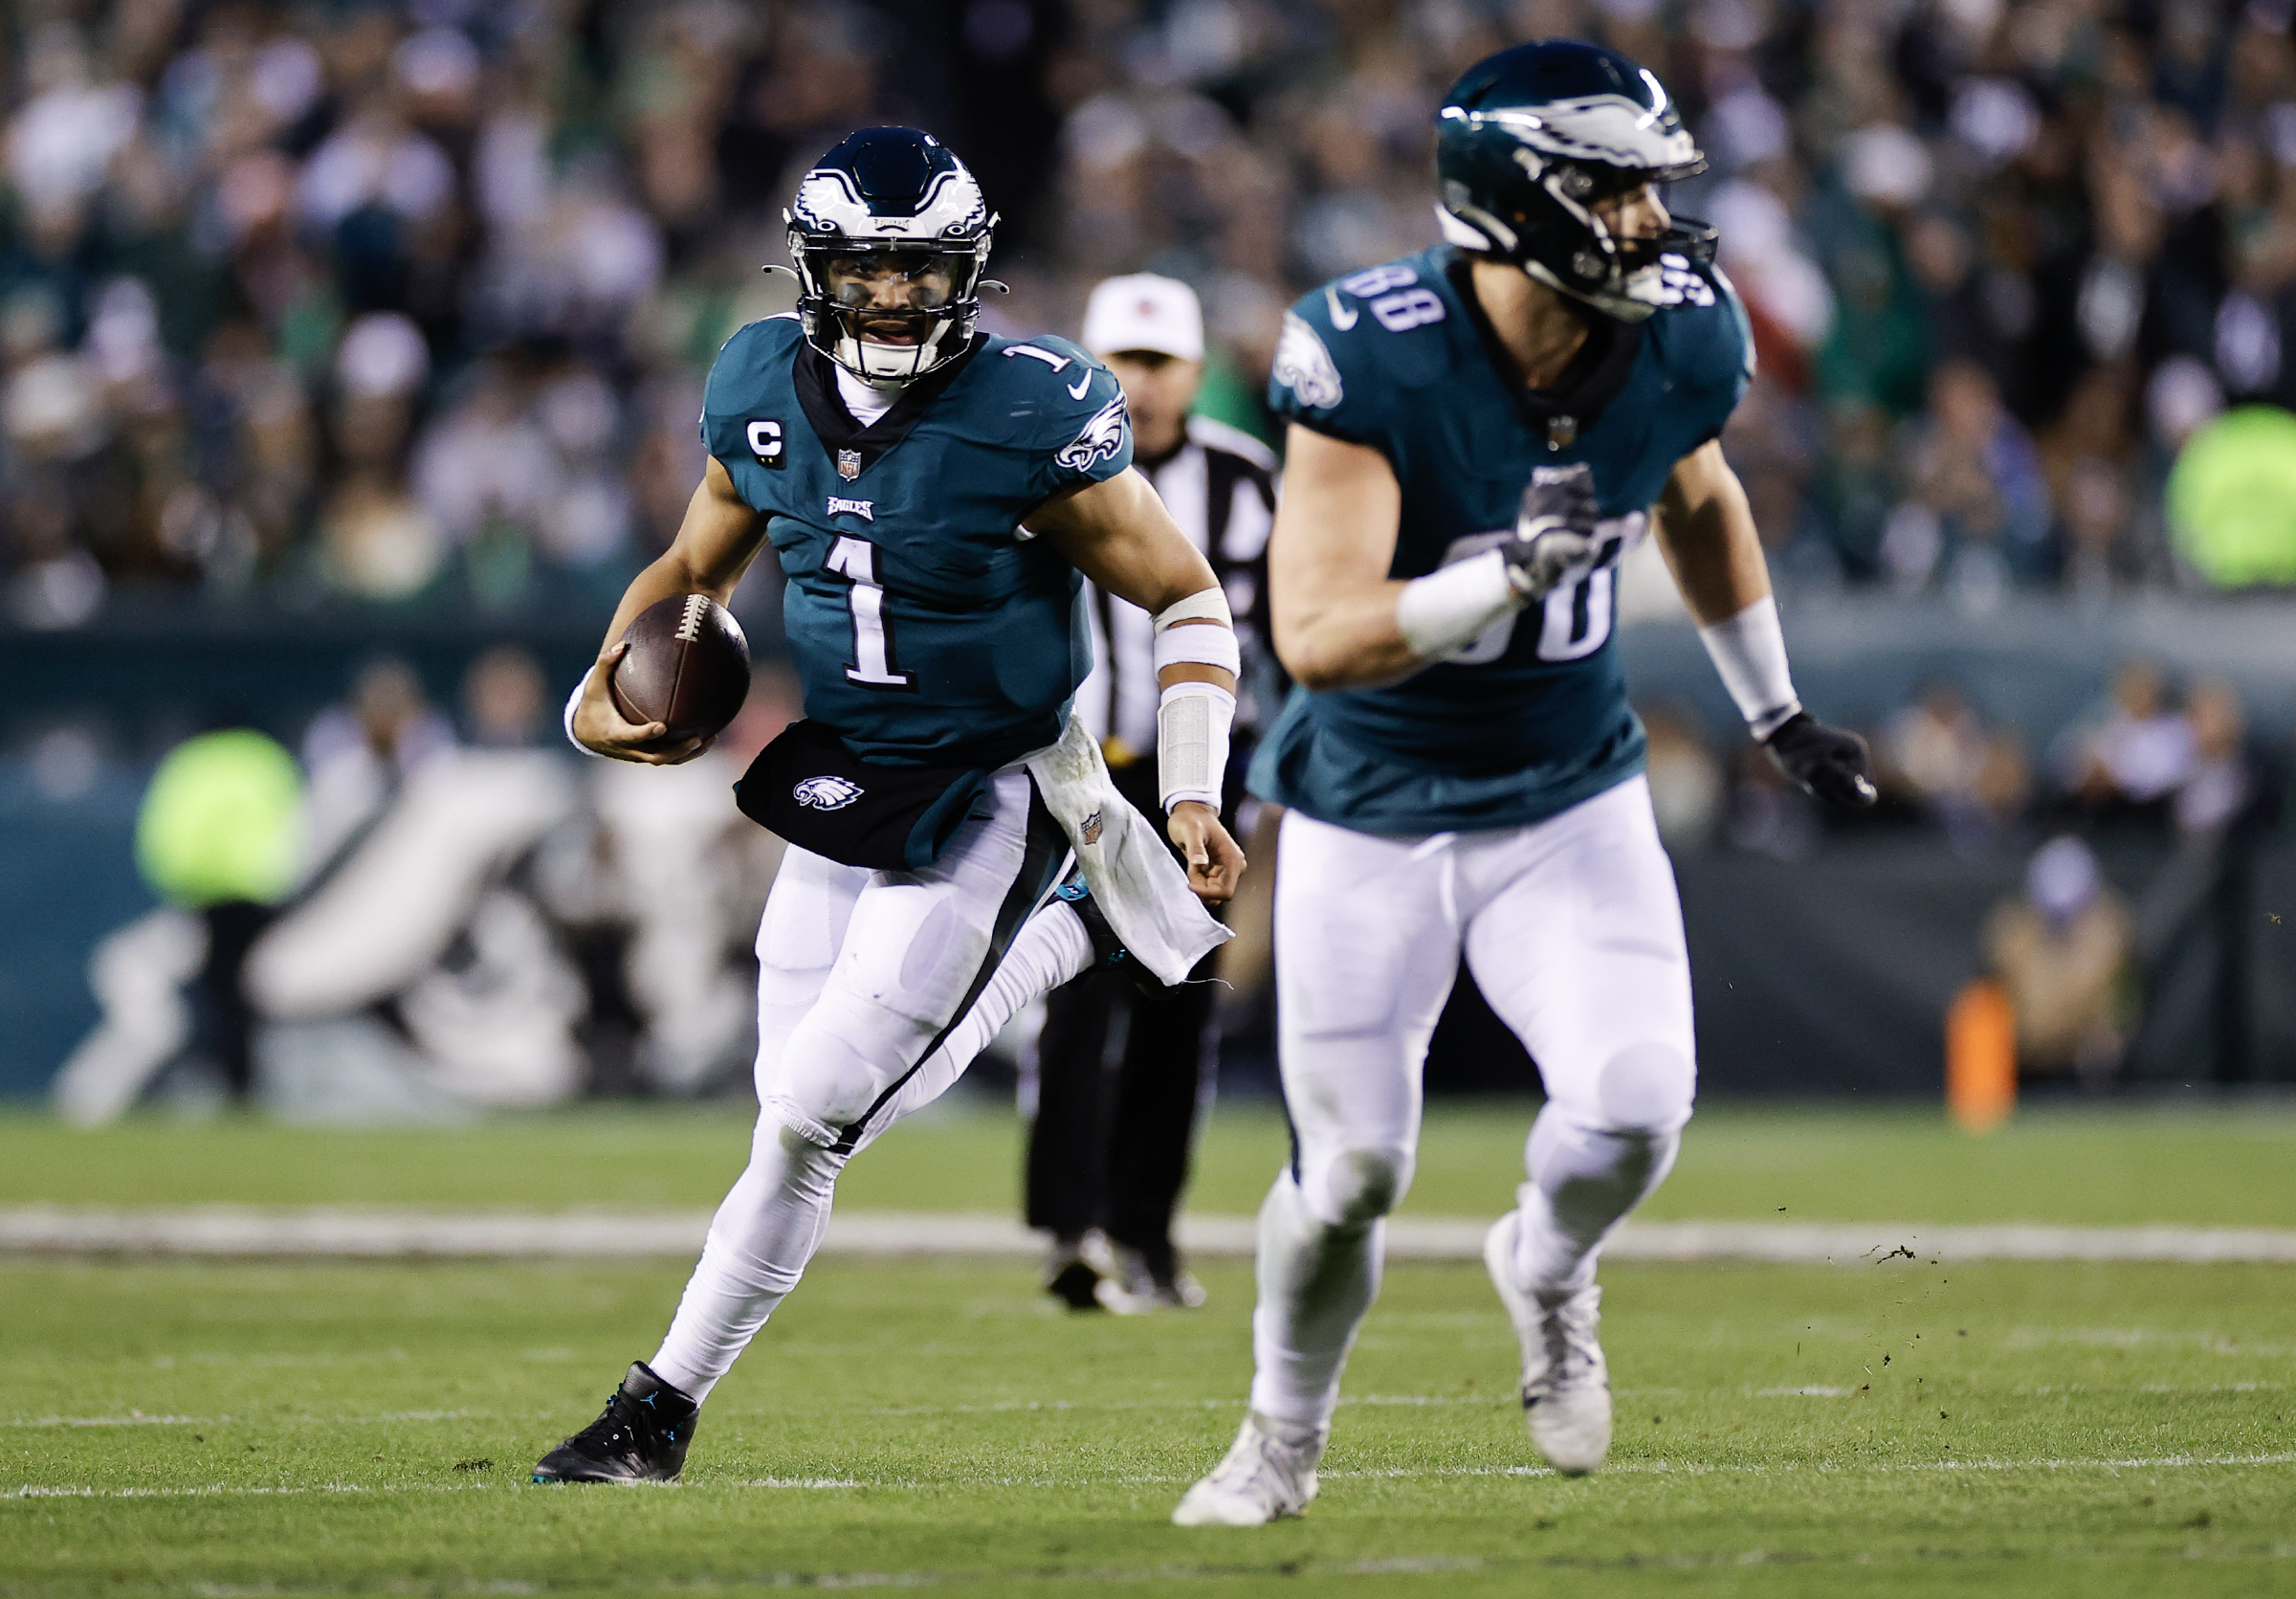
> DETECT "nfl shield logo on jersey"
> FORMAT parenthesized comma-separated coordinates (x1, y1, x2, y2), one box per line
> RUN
(837, 448, 862, 481)
(794, 775, 864, 811)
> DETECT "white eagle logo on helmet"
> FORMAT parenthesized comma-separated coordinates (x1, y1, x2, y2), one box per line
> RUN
(793, 775, 865, 811)
(792, 167, 988, 243)
(1055, 393, 1130, 473)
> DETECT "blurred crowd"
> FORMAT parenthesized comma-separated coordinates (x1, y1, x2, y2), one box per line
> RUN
(11, 0, 2296, 625)
(1641, 655, 2283, 856)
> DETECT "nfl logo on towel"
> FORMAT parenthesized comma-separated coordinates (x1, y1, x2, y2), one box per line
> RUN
(837, 449, 862, 481)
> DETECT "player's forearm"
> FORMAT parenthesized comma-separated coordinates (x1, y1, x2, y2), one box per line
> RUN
(1652, 440, 1771, 625)
(1272, 586, 1426, 691)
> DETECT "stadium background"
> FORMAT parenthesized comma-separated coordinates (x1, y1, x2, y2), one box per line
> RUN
(4, 5, 2295, 1594)
(7, 0, 2296, 1105)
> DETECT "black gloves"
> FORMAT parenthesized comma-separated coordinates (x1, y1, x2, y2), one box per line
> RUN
(1503, 462, 1601, 600)
(1764, 711, 1878, 810)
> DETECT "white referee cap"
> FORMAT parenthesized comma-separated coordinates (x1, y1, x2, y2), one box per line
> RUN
(1081, 274, 1204, 363)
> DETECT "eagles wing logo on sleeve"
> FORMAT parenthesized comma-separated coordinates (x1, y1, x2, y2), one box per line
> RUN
(1272, 311, 1343, 409)
(1054, 393, 1130, 473)
(793, 775, 865, 811)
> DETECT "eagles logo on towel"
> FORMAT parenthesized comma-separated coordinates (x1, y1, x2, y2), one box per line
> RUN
(1054, 394, 1129, 473)
(794, 775, 864, 811)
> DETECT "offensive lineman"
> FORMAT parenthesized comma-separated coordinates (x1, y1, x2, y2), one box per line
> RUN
(1171, 42, 1877, 1525)
(532, 127, 1247, 1483)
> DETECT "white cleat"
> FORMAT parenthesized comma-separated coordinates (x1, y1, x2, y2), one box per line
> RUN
(1485, 1212, 1612, 1475)
(1170, 1413, 1324, 1526)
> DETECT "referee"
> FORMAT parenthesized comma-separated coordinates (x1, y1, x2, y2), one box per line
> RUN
(1027, 274, 1280, 1312)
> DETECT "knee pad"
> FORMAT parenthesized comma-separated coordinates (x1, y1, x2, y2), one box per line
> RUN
(1306, 1145, 1412, 1229)
(1592, 1039, 1695, 1136)
(763, 990, 932, 1144)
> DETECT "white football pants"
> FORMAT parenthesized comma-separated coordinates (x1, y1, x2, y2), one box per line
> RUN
(651, 766, 1089, 1401)
(1249, 775, 1697, 1431)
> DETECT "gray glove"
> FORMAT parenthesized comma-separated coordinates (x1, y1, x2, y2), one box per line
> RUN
(1504, 462, 1600, 600)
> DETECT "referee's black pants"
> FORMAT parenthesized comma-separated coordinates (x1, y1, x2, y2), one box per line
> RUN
(1024, 757, 1221, 1279)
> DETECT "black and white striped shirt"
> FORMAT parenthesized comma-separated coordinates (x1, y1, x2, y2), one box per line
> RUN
(1074, 415, 1281, 761)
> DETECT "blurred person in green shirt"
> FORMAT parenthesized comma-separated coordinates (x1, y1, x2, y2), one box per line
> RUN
(133, 724, 304, 1100)
(2167, 406, 2296, 587)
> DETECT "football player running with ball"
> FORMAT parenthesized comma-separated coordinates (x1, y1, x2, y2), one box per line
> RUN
(534, 127, 1246, 1484)
(1171, 42, 1876, 1527)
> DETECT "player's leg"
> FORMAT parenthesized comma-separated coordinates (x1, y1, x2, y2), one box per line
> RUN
(535, 772, 1070, 1482)
(1098, 959, 1218, 1309)
(1025, 968, 1121, 1306)
(656, 769, 1068, 1389)
(1175, 811, 1460, 1525)
(531, 844, 864, 1483)
(1462, 775, 1696, 1473)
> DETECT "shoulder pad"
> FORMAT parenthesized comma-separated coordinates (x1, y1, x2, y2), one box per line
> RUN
(986, 333, 1134, 486)
(1269, 252, 1454, 443)
(1645, 258, 1755, 393)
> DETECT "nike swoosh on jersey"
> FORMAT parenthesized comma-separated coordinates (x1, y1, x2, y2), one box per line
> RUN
(1067, 371, 1092, 398)
(1324, 286, 1358, 330)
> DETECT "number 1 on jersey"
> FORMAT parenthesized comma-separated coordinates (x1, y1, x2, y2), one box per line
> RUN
(827, 536, 914, 689)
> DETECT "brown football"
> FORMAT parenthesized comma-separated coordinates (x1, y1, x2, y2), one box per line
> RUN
(608, 593, 752, 746)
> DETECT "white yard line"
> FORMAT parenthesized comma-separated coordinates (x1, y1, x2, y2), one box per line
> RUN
(1, 1207, 2292, 1263)
(10, 1452, 2291, 1500)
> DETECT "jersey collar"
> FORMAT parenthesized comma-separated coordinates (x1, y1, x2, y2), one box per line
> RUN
(793, 334, 983, 480)
(1443, 253, 1643, 450)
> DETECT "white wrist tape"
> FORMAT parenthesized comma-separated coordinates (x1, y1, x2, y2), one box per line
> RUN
(1697, 594, 1801, 739)
(1153, 589, 1241, 677)
(1157, 680, 1235, 813)
(563, 666, 607, 759)
(1154, 588, 1233, 630)
(1154, 620, 1242, 675)
(1395, 549, 1523, 660)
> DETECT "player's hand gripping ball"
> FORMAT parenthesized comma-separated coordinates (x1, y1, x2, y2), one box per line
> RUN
(576, 594, 751, 765)
(1504, 462, 1601, 601)
(1764, 711, 1879, 810)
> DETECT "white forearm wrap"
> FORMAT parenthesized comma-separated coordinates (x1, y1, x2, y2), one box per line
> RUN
(1158, 680, 1235, 813)
(563, 666, 607, 759)
(1152, 589, 1241, 676)
(1395, 548, 1524, 660)
(1698, 594, 1801, 739)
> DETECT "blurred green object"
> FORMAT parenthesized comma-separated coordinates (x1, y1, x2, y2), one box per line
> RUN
(2167, 404, 2296, 587)
(1190, 345, 1274, 446)
(133, 728, 304, 908)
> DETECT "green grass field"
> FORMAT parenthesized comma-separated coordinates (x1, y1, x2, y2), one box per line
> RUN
(5, 1097, 2294, 1226)
(4, 1101, 2294, 1596)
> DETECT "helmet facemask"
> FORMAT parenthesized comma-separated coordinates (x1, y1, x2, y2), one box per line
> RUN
(1432, 45, 1717, 323)
(792, 237, 987, 385)
(782, 128, 997, 388)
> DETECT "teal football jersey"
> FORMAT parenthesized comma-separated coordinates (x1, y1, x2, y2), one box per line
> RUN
(702, 319, 1134, 767)
(1252, 244, 1753, 834)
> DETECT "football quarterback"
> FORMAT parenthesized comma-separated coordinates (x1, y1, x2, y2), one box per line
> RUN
(536, 126, 1245, 1485)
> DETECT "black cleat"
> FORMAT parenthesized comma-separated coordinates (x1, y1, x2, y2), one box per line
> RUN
(532, 1362, 698, 1484)
(1043, 1235, 1105, 1312)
